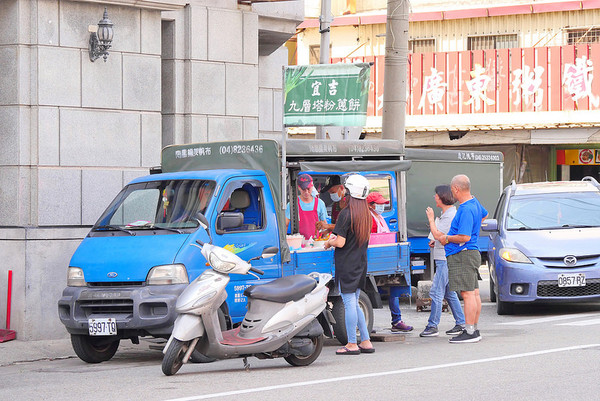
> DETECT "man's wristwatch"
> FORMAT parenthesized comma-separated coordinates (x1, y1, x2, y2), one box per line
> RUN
(444, 235, 449, 244)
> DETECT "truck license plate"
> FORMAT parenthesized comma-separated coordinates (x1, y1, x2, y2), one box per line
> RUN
(88, 318, 117, 336)
(557, 273, 586, 288)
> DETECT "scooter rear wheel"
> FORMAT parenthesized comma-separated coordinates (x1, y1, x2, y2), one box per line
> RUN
(162, 338, 189, 376)
(284, 334, 324, 367)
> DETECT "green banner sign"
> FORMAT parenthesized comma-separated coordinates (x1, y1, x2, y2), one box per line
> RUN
(283, 63, 371, 127)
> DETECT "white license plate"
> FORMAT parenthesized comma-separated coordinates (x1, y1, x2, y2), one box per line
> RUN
(88, 318, 117, 336)
(557, 273, 586, 288)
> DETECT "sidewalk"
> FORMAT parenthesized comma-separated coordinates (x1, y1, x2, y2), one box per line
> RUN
(0, 338, 75, 366)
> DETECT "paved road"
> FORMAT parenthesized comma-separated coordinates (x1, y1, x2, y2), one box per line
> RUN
(3, 269, 600, 400)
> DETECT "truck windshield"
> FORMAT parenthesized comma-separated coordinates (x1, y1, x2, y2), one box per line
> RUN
(93, 179, 216, 232)
(506, 192, 600, 230)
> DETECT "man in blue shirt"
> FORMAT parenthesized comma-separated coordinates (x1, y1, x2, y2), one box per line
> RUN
(427, 174, 488, 344)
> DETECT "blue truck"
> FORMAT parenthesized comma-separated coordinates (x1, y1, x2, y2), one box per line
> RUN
(58, 139, 503, 363)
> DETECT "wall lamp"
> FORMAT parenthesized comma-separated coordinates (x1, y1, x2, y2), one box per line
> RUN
(89, 8, 114, 62)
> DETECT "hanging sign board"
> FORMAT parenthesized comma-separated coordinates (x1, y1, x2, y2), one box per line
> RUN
(283, 63, 371, 127)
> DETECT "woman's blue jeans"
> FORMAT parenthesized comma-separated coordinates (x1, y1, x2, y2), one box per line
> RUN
(340, 287, 370, 344)
(427, 259, 466, 328)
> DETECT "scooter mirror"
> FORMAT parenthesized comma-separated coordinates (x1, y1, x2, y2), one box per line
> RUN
(261, 246, 279, 259)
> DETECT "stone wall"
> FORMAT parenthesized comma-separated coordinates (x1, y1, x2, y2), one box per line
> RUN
(0, 0, 301, 340)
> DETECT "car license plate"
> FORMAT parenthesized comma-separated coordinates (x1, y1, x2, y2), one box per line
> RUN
(557, 273, 586, 288)
(88, 318, 117, 336)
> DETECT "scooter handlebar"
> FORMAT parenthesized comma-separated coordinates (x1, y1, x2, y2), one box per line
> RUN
(249, 267, 264, 275)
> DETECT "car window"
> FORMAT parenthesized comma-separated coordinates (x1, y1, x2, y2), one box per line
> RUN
(506, 192, 600, 230)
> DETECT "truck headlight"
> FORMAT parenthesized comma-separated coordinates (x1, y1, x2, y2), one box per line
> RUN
(499, 248, 532, 264)
(147, 264, 189, 285)
(67, 267, 87, 287)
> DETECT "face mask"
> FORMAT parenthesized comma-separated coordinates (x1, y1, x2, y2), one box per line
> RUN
(375, 204, 385, 214)
(330, 192, 342, 202)
(311, 186, 319, 197)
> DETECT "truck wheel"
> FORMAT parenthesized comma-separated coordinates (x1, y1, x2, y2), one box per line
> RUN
(162, 338, 190, 376)
(496, 299, 514, 315)
(70, 334, 120, 364)
(331, 292, 374, 345)
(284, 334, 324, 367)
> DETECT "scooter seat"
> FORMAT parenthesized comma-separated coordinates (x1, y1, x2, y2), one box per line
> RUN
(244, 275, 317, 303)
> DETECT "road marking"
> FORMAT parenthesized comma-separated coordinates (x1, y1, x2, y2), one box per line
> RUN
(556, 318, 600, 326)
(497, 313, 599, 325)
(163, 343, 600, 401)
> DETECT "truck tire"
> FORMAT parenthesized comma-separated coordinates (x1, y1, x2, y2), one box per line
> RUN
(162, 338, 189, 376)
(284, 334, 324, 367)
(331, 292, 374, 345)
(70, 334, 120, 364)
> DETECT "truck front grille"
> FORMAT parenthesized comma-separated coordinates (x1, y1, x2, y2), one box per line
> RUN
(537, 279, 600, 297)
(79, 299, 134, 316)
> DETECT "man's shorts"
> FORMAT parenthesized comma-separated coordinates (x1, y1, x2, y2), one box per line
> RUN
(447, 249, 481, 292)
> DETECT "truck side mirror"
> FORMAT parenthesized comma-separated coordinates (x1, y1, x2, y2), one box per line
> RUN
(481, 218, 498, 232)
(216, 212, 244, 233)
(195, 212, 209, 230)
(261, 246, 279, 259)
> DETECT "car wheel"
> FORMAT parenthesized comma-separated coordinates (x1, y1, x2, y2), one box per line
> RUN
(489, 272, 497, 303)
(496, 298, 514, 315)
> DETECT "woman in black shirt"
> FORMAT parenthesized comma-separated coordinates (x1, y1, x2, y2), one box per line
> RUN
(325, 174, 375, 355)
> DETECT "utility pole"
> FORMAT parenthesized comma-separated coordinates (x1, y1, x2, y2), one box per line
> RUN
(315, 0, 332, 139)
(381, 0, 410, 240)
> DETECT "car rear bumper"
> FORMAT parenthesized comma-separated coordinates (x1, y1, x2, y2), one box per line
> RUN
(57, 284, 187, 338)
(496, 262, 600, 303)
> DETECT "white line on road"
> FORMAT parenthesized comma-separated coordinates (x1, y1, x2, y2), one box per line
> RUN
(556, 318, 600, 326)
(163, 343, 600, 401)
(497, 313, 599, 325)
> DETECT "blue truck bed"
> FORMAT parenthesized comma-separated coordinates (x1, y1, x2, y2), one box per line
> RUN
(283, 242, 411, 282)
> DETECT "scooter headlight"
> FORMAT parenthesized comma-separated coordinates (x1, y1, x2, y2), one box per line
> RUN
(208, 252, 236, 272)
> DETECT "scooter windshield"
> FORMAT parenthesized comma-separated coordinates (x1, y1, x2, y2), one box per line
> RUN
(92, 179, 216, 235)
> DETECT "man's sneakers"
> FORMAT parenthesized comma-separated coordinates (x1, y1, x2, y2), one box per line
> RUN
(448, 329, 482, 343)
(445, 324, 465, 336)
(419, 326, 439, 337)
(391, 321, 413, 332)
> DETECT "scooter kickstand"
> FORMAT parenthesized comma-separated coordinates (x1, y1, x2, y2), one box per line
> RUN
(243, 357, 250, 371)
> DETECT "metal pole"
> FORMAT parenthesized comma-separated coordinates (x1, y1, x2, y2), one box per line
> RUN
(382, 0, 410, 240)
(315, 0, 332, 139)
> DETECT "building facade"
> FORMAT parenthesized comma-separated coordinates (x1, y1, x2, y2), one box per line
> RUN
(296, 0, 600, 186)
(0, 0, 302, 340)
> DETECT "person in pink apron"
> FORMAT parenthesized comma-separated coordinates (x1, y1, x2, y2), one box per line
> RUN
(285, 174, 328, 240)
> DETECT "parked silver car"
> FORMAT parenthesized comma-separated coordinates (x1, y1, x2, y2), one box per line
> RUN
(482, 177, 600, 314)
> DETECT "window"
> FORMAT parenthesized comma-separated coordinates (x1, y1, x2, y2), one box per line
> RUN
(217, 181, 265, 233)
(366, 175, 393, 211)
(95, 180, 216, 232)
(309, 44, 333, 64)
(567, 27, 600, 44)
(468, 34, 518, 50)
(409, 39, 436, 53)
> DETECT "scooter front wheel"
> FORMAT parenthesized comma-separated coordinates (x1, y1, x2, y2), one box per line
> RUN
(284, 334, 324, 367)
(162, 338, 189, 376)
